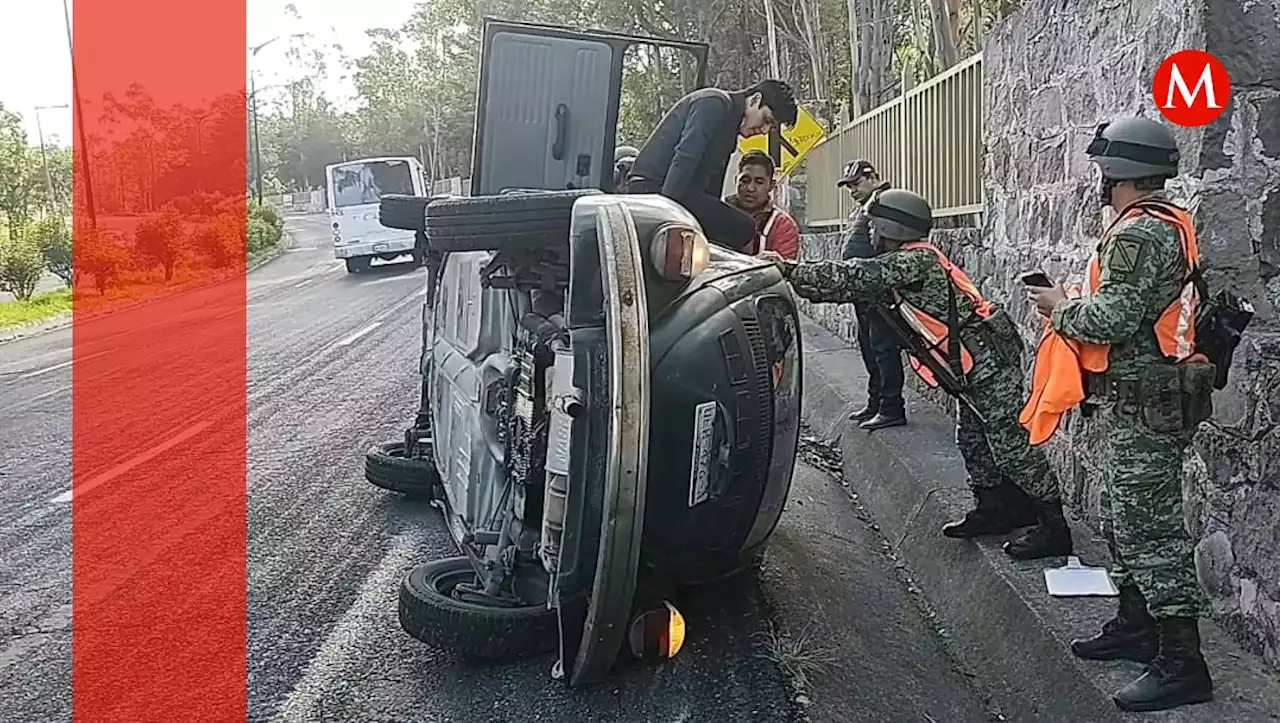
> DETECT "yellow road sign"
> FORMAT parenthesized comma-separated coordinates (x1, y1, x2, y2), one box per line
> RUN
(737, 106, 826, 178)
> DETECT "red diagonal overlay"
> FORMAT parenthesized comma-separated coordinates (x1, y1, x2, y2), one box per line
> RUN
(72, 1, 247, 721)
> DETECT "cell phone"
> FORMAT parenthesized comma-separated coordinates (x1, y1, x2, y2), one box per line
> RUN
(1021, 271, 1052, 288)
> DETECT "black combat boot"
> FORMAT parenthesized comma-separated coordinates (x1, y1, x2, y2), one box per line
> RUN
(1001, 500, 1073, 560)
(1112, 617, 1214, 712)
(942, 486, 1012, 538)
(996, 482, 1039, 529)
(1070, 583, 1158, 663)
(850, 399, 880, 422)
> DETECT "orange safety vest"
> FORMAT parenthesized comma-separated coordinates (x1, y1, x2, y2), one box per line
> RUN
(1019, 199, 1201, 445)
(894, 241, 995, 387)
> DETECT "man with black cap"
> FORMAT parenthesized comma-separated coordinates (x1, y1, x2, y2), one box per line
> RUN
(837, 159, 906, 429)
(613, 145, 639, 193)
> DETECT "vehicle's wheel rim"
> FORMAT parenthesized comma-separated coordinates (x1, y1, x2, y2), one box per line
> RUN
(436, 569, 529, 610)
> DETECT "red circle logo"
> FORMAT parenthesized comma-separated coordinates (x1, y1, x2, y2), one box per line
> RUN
(1151, 50, 1231, 127)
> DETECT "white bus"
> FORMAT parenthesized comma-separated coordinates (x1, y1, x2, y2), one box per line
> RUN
(325, 156, 427, 273)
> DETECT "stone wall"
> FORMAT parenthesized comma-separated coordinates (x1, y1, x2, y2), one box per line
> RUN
(798, 0, 1280, 668)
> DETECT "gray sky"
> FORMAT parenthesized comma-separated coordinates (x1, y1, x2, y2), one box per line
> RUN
(0, 0, 420, 147)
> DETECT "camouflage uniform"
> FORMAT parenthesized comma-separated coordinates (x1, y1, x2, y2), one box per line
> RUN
(786, 250, 1060, 506)
(1054, 116, 1213, 713)
(1051, 202, 1200, 619)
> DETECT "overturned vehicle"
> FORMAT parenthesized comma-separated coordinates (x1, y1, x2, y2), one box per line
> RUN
(364, 19, 803, 686)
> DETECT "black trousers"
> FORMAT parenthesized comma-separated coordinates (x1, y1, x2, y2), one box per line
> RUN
(625, 179, 756, 252)
(854, 303, 905, 415)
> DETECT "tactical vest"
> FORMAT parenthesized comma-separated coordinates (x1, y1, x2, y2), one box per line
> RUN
(1083, 199, 1200, 360)
(1020, 199, 1204, 444)
(894, 241, 995, 387)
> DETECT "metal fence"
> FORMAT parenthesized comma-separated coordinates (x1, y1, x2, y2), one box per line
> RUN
(805, 52, 983, 227)
(432, 177, 471, 196)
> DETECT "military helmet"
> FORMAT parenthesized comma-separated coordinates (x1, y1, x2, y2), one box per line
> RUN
(867, 188, 933, 241)
(1087, 117, 1180, 180)
(614, 145, 640, 163)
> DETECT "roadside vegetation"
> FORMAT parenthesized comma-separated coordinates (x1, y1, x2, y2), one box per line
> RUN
(0, 104, 286, 331)
(0, 288, 72, 328)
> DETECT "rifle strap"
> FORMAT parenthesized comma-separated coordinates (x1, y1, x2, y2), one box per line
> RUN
(945, 266, 967, 390)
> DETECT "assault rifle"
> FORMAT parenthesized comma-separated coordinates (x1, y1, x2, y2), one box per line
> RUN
(865, 281, 986, 425)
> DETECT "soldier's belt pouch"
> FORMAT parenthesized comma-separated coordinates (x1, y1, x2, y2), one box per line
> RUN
(970, 312, 1023, 364)
(1139, 364, 1184, 433)
(1178, 360, 1216, 428)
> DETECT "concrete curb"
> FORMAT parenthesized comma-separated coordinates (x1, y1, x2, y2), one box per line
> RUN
(0, 232, 290, 347)
(798, 317, 1280, 723)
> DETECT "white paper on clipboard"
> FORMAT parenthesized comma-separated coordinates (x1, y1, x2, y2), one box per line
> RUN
(1044, 556, 1119, 597)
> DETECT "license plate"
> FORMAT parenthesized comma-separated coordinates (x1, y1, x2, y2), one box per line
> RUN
(374, 243, 389, 252)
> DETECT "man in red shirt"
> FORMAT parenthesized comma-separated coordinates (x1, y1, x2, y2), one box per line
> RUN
(725, 150, 801, 259)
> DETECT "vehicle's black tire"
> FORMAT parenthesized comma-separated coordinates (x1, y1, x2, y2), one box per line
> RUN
(379, 194, 430, 232)
(398, 557, 559, 660)
(345, 257, 371, 274)
(424, 189, 602, 253)
(364, 441, 440, 498)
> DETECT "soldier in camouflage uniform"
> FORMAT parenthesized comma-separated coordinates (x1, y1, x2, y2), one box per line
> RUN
(769, 189, 1072, 560)
(1028, 117, 1214, 712)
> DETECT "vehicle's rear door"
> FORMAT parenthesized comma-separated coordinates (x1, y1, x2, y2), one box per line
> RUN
(549, 197, 651, 686)
(472, 21, 618, 194)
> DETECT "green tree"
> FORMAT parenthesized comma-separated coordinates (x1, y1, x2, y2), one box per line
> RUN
(0, 106, 40, 239)
(29, 215, 73, 286)
(0, 235, 44, 301)
(246, 200, 283, 254)
(78, 228, 130, 296)
(135, 211, 186, 281)
(195, 214, 243, 268)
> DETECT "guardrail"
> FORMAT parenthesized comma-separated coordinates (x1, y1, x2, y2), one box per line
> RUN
(264, 190, 326, 215)
(805, 52, 983, 227)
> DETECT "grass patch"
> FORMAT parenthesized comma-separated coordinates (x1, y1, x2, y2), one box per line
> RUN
(754, 617, 837, 692)
(0, 288, 72, 330)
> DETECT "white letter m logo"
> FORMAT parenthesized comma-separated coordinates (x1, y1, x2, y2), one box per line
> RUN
(1164, 62, 1222, 109)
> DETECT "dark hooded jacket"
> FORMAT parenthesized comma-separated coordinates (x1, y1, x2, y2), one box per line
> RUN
(629, 88, 748, 200)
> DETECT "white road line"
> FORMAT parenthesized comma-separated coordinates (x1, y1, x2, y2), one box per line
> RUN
(20, 359, 72, 378)
(18, 386, 69, 407)
(292, 278, 313, 289)
(50, 420, 214, 504)
(268, 536, 429, 723)
(333, 322, 381, 347)
(21, 349, 113, 379)
(359, 273, 422, 286)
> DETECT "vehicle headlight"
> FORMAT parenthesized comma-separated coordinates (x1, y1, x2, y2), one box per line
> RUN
(648, 224, 709, 282)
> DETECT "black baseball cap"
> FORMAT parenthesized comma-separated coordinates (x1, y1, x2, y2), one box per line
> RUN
(837, 159, 877, 187)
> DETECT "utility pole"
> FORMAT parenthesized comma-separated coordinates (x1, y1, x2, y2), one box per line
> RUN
(62, 0, 96, 229)
(761, 0, 781, 78)
(248, 33, 307, 204)
(250, 74, 263, 203)
(34, 104, 70, 214)
(761, 0, 792, 213)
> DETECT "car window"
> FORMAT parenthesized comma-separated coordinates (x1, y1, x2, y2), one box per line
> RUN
(330, 160, 415, 208)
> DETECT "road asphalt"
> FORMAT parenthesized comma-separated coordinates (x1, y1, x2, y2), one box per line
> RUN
(0, 215, 993, 722)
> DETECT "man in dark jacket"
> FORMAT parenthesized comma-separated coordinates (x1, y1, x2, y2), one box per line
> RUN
(837, 159, 907, 429)
(627, 80, 799, 251)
